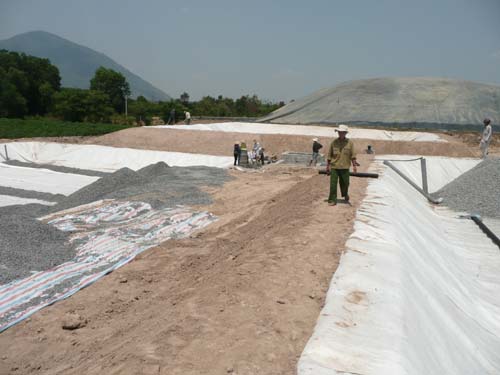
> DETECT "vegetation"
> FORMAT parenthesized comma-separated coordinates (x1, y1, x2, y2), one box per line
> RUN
(126, 94, 284, 125)
(0, 49, 285, 132)
(0, 50, 60, 117)
(53, 88, 114, 122)
(0, 118, 131, 139)
(90, 67, 130, 113)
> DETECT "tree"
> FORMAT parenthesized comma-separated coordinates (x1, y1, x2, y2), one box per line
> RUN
(128, 95, 153, 121)
(53, 88, 113, 122)
(180, 92, 190, 104)
(0, 67, 27, 117)
(39, 82, 55, 114)
(0, 50, 61, 116)
(90, 67, 130, 113)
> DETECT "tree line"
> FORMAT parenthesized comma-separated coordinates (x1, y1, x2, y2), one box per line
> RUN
(0, 50, 284, 124)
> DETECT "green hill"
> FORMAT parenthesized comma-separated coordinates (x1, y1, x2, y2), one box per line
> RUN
(0, 30, 170, 101)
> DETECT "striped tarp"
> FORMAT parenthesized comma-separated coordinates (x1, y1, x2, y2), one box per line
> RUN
(0, 200, 216, 332)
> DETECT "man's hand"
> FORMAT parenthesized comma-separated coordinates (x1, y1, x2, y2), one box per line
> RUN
(352, 159, 358, 173)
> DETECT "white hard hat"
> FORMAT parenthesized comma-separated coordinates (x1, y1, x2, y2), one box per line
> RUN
(312, 138, 318, 142)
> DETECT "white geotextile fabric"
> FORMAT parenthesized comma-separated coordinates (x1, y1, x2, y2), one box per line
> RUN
(376, 155, 481, 193)
(0, 163, 99, 195)
(0, 142, 234, 172)
(0, 194, 56, 207)
(148, 122, 445, 142)
(298, 158, 500, 375)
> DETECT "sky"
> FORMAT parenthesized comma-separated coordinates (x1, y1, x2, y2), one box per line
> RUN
(1, 0, 499, 101)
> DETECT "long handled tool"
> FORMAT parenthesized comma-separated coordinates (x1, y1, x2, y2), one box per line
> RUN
(318, 169, 379, 178)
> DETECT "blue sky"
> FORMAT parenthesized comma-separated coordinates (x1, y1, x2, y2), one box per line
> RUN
(1, 0, 499, 101)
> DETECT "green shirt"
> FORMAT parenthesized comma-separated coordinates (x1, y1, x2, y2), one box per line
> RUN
(327, 138, 356, 169)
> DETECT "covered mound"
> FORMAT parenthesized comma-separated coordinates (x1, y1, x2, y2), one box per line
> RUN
(259, 77, 500, 131)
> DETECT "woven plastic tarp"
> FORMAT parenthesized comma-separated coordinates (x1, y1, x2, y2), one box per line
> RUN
(0, 200, 216, 332)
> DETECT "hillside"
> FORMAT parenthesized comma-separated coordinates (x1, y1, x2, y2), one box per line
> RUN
(0, 31, 170, 101)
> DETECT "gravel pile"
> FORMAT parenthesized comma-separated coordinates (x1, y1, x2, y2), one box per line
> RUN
(53, 162, 229, 211)
(53, 167, 143, 211)
(0, 162, 229, 285)
(433, 158, 500, 218)
(0, 216, 72, 284)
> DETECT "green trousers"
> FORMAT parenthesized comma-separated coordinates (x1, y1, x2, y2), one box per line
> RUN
(328, 169, 350, 203)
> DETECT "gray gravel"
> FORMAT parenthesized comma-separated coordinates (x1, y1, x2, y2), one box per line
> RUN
(5, 160, 109, 177)
(433, 158, 500, 218)
(0, 162, 229, 285)
(53, 162, 229, 211)
(0, 185, 64, 203)
(0, 216, 72, 284)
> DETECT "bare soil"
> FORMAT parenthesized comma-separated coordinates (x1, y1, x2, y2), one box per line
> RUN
(0, 124, 491, 375)
(0, 159, 371, 375)
(3, 124, 490, 158)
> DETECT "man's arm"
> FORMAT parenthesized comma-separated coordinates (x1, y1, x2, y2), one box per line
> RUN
(351, 142, 357, 173)
(351, 158, 358, 173)
(486, 126, 493, 142)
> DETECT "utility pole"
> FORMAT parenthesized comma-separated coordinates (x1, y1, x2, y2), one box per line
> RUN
(125, 95, 128, 118)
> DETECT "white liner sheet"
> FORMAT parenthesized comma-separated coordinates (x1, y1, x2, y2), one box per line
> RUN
(298, 157, 500, 374)
(0, 194, 56, 207)
(0, 142, 234, 172)
(0, 163, 99, 195)
(149, 122, 445, 142)
(376, 155, 481, 193)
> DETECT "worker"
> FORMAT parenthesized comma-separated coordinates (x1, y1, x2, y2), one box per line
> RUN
(167, 108, 176, 125)
(308, 138, 323, 166)
(248, 139, 261, 164)
(259, 147, 265, 165)
(480, 118, 493, 158)
(233, 141, 241, 166)
(326, 124, 357, 206)
(184, 111, 191, 125)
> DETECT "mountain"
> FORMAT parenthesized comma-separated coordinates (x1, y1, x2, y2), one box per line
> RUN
(258, 77, 500, 131)
(0, 31, 170, 101)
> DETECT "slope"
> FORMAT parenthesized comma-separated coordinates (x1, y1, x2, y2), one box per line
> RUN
(0, 31, 170, 101)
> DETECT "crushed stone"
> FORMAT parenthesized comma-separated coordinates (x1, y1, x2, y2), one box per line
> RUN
(433, 158, 500, 218)
(0, 162, 229, 285)
(0, 215, 72, 284)
(4, 160, 108, 177)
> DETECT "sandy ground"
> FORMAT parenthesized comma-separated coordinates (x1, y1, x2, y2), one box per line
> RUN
(4, 120, 499, 158)
(0, 159, 371, 375)
(3, 126, 492, 159)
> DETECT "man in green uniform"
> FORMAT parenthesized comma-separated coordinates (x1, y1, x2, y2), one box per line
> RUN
(326, 124, 357, 206)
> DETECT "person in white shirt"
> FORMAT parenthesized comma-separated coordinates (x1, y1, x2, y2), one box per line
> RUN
(480, 118, 493, 158)
(252, 139, 261, 163)
(184, 111, 191, 125)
